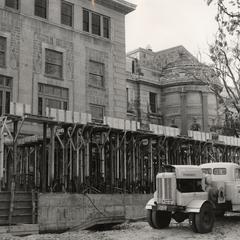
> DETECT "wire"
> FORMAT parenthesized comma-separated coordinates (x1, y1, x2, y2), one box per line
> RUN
(83, 193, 106, 217)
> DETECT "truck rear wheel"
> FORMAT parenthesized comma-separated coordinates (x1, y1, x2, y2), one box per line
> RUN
(195, 202, 214, 234)
(146, 209, 155, 228)
(152, 210, 171, 229)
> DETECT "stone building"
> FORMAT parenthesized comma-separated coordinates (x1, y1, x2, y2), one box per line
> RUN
(126, 46, 221, 133)
(0, 0, 135, 123)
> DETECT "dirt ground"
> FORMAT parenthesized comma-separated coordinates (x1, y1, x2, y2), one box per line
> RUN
(1, 214, 240, 240)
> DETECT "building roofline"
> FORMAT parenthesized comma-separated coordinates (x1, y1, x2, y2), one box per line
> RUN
(95, 0, 136, 14)
(155, 45, 185, 54)
(127, 47, 155, 56)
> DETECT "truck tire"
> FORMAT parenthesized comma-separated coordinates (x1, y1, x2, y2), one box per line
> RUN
(195, 202, 214, 233)
(189, 213, 198, 233)
(152, 210, 171, 229)
(146, 209, 155, 228)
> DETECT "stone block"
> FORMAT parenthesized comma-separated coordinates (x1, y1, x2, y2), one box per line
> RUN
(10, 102, 15, 115)
(158, 125, 164, 135)
(125, 120, 131, 130)
(73, 112, 80, 123)
(118, 118, 125, 130)
(58, 110, 65, 122)
(16, 103, 24, 116)
(24, 104, 31, 114)
(66, 110, 73, 123)
(50, 108, 57, 120)
(80, 113, 87, 124)
(131, 121, 136, 131)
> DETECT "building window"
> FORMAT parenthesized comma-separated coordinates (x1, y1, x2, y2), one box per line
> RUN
(5, 0, 19, 10)
(131, 60, 136, 74)
(0, 75, 12, 116)
(127, 88, 134, 113)
(38, 83, 69, 115)
(61, 1, 73, 27)
(45, 49, 63, 79)
(103, 17, 110, 39)
(35, 0, 47, 19)
(89, 60, 104, 88)
(90, 104, 104, 123)
(149, 92, 157, 113)
(83, 9, 89, 32)
(0, 37, 6, 68)
(92, 13, 101, 36)
(83, 9, 110, 39)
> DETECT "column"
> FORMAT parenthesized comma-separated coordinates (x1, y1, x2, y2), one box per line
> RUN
(202, 92, 209, 132)
(180, 91, 187, 135)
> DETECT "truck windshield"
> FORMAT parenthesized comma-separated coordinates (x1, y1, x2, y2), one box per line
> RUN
(177, 179, 203, 193)
(202, 168, 212, 175)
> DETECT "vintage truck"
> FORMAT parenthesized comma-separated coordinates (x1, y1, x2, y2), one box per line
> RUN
(145, 162, 240, 233)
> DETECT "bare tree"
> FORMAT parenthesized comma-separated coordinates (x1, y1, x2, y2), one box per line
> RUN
(206, 0, 240, 113)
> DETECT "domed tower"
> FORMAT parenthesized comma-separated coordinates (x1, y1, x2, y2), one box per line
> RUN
(126, 46, 221, 133)
(157, 46, 221, 133)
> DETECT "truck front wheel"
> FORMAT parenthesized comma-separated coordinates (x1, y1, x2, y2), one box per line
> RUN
(195, 202, 214, 234)
(146, 209, 155, 228)
(152, 210, 171, 229)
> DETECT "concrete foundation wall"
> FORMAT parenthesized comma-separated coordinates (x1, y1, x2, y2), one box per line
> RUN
(38, 193, 152, 232)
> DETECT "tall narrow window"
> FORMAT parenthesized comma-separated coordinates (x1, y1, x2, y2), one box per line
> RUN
(0, 75, 12, 116)
(92, 13, 101, 36)
(45, 49, 63, 79)
(35, 0, 47, 19)
(90, 104, 104, 123)
(131, 60, 136, 74)
(89, 60, 104, 88)
(83, 9, 89, 32)
(0, 37, 6, 68)
(103, 17, 110, 39)
(127, 88, 130, 112)
(127, 88, 134, 112)
(38, 97, 43, 115)
(61, 1, 73, 27)
(5, 0, 19, 10)
(149, 92, 157, 113)
(5, 91, 10, 114)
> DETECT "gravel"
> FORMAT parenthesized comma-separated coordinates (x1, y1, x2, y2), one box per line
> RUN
(1, 214, 240, 240)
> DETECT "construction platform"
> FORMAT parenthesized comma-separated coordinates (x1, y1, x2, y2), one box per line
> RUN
(0, 101, 240, 232)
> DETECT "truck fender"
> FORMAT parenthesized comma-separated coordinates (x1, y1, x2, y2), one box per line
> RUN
(145, 198, 156, 210)
(185, 200, 215, 213)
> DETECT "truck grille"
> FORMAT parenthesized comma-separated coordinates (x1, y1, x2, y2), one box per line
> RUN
(156, 177, 173, 203)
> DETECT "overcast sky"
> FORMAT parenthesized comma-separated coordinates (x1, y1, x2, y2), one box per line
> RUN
(125, 0, 218, 62)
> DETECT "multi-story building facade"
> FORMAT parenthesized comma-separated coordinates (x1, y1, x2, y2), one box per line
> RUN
(126, 45, 221, 133)
(0, 0, 135, 123)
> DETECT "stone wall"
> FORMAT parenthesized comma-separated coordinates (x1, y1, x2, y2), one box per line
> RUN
(38, 193, 152, 232)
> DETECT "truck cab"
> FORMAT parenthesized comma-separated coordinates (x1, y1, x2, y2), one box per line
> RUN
(200, 162, 240, 211)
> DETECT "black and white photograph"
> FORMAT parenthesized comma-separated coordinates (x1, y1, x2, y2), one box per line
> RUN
(1, 0, 240, 239)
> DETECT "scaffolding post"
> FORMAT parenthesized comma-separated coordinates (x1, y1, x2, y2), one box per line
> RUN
(42, 122, 47, 193)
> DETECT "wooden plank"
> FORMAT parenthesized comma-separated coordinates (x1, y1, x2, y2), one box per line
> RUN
(42, 123, 47, 193)
(149, 138, 153, 191)
(8, 181, 15, 225)
(101, 133, 105, 179)
(116, 133, 120, 179)
(32, 190, 36, 224)
(48, 126, 55, 188)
